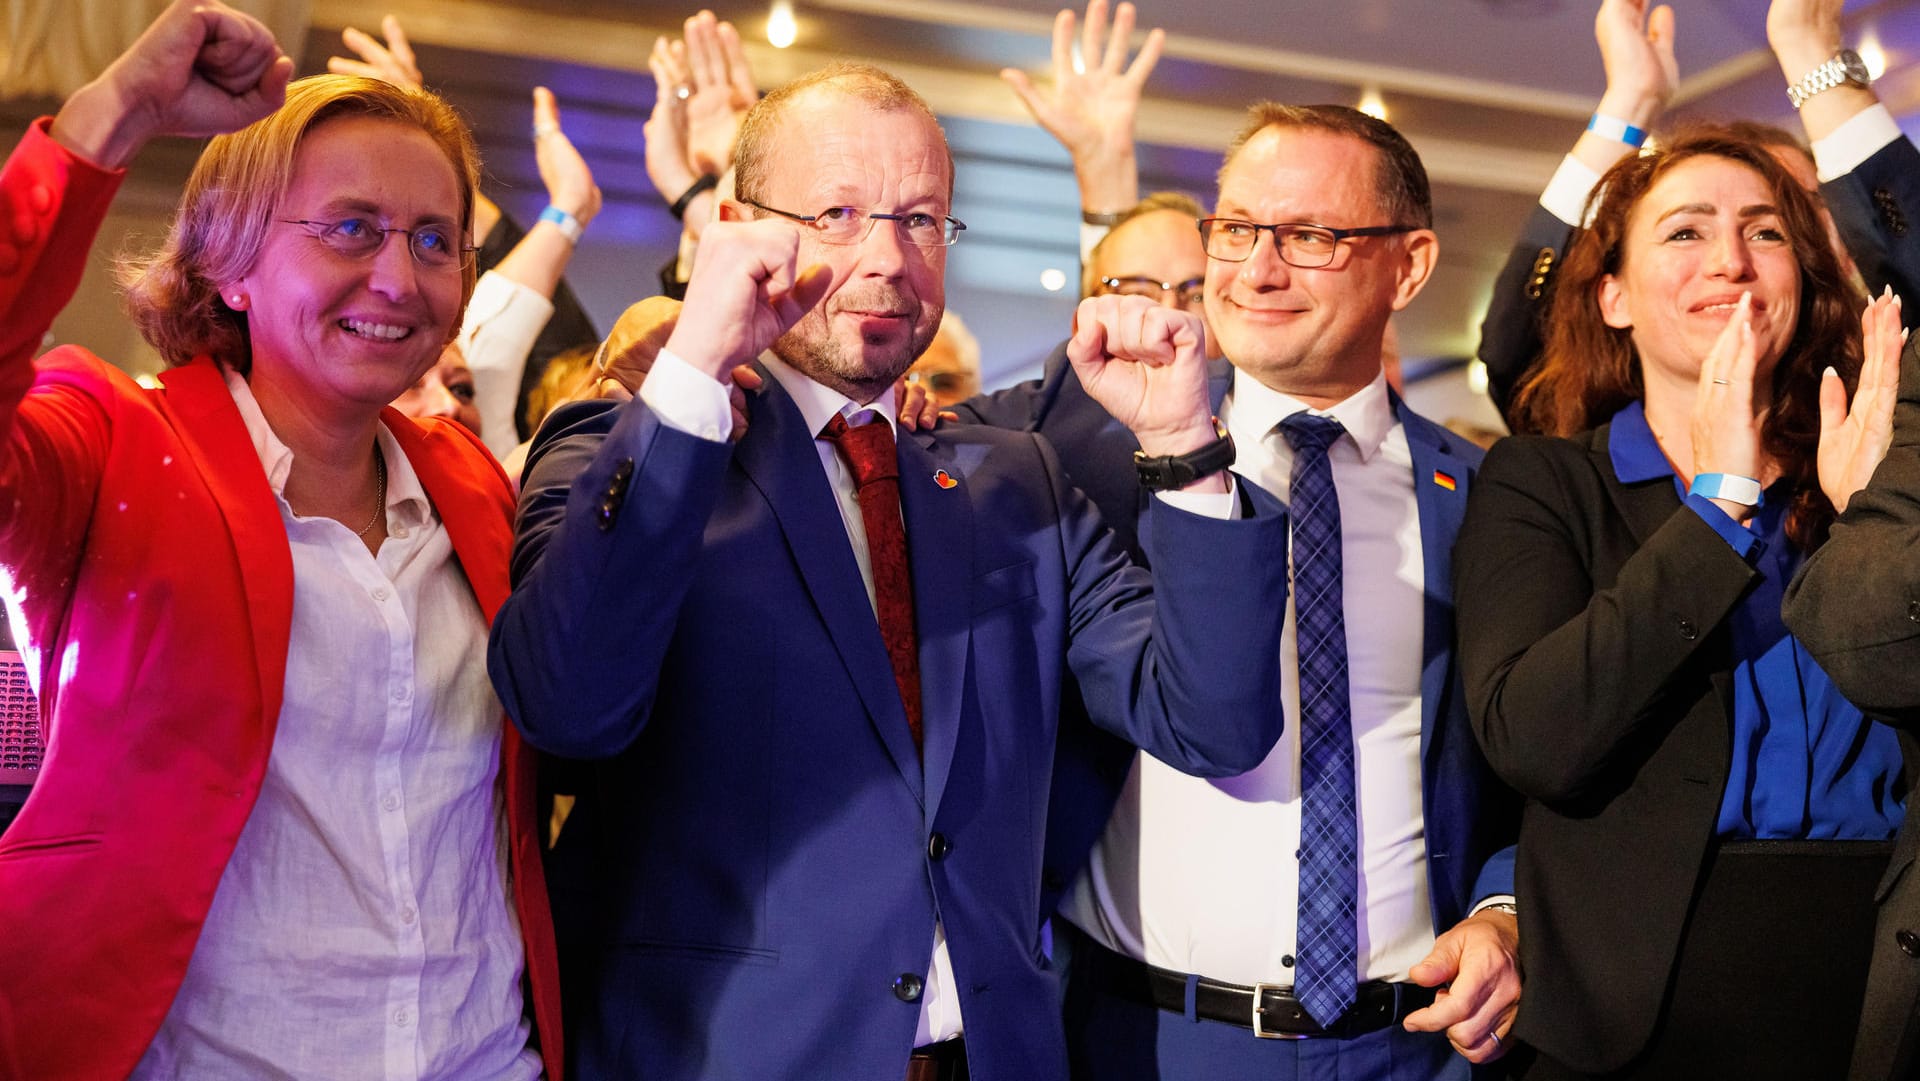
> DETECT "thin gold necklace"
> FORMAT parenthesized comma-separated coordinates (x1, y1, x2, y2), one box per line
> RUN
(354, 444, 387, 538)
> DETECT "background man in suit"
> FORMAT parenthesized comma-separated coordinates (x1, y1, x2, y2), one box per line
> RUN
(488, 62, 1300, 1081)
(1480, 0, 1920, 426)
(943, 104, 1523, 1081)
(1784, 305, 1920, 1081)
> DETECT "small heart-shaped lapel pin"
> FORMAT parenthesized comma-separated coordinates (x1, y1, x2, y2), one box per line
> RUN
(933, 469, 958, 489)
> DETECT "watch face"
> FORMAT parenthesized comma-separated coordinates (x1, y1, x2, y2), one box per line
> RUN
(1841, 49, 1872, 86)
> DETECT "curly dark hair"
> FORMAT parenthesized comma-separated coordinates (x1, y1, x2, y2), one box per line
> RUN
(1510, 126, 1863, 549)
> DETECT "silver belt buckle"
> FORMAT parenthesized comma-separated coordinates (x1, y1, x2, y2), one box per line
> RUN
(1250, 982, 1308, 1039)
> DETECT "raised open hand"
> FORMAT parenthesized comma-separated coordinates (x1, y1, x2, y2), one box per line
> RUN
(1594, 0, 1677, 124)
(1820, 289, 1904, 512)
(533, 87, 602, 227)
(1689, 292, 1769, 519)
(1000, 0, 1163, 215)
(326, 14, 424, 92)
(682, 11, 758, 177)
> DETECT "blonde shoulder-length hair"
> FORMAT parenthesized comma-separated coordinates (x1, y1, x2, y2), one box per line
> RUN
(118, 74, 481, 373)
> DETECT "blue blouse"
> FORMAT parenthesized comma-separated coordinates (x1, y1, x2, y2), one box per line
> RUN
(1608, 402, 1905, 839)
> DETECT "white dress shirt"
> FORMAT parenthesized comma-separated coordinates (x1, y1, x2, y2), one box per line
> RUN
(1061, 368, 1434, 986)
(133, 371, 541, 1080)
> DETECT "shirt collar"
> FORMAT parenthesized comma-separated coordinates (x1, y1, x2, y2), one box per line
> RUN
(221, 365, 432, 527)
(761, 352, 900, 438)
(1225, 366, 1395, 461)
(1606, 400, 1674, 484)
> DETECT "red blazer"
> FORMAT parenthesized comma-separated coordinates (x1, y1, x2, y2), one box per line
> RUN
(0, 121, 562, 1080)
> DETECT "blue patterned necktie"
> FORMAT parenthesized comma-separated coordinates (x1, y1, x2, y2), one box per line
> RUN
(1279, 411, 1358, 1029)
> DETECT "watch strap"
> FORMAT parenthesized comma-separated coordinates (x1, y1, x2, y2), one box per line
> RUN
(1134, 420, 1236, 491)
(1788, 50, 1870, 109)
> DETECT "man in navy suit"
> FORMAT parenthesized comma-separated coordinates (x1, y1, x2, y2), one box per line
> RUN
(488, 62, 1297, 1081)
(950, 106, 1523, 1081)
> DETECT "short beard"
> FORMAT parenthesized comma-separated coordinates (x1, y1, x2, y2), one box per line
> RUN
(773, 296, 941, 403)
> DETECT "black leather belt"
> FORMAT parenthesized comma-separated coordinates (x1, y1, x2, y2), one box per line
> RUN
(1098, 944, 1436, 1039)
(905, 1037, 967, 1081)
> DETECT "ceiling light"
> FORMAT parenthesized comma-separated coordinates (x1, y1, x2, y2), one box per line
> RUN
(1859, 31, 1888, 81)
(767, 1, 797, 49)
(1358, 87, 1388, 122)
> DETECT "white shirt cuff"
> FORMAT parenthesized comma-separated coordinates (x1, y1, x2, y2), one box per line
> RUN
(1153, 475, 1238, 519)
(459, 271, 556, 458)
(1812, 102, 1904, 183)
(638, 348, 733, 442)
(1541, 154, 1604, 227)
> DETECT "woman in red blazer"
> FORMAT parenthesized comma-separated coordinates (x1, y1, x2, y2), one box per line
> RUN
(0, 3, 560, 1077)
(1455, 128, 1905, 1080)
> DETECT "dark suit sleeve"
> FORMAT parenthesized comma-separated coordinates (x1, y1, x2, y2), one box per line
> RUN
(477, 209, 603, 442)
(1478, 205, 1574, 427)
(1041, 434, 1291, 776)
(948, 378, 1042, 430)
(1785, 335, 1920, 724)
(487, 398, 733, 758)
(1821, 135, 1920, 319)
(1453, 438, 1758, 804)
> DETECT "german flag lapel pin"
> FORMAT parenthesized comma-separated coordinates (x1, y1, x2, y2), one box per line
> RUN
(1432, 469, 1457, 491)
(934, 469, 958, 489)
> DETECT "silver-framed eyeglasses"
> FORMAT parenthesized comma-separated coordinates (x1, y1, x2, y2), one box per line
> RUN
(740, 198, 966, 247)
(1098, 275, 1207, 309)
(1197, 217, 1416, 268)
(279, 217, 477, 270)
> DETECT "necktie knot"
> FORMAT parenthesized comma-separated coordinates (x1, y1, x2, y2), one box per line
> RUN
(822, 409, 899, 487)
(1278, 412, 1346, 457)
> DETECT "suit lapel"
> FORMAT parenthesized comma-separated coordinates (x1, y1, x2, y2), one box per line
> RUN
(1590, 423, 1684, 547)
(153, 359, 294, 741)
(383, 409, 514, 619)
(1397, 399, 1469, 770)
(897, 428, 972, 819)
(734, 373, 924, 802)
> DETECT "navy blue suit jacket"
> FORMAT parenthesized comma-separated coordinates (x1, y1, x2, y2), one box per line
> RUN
(954, 348, 1519, 934)
(489, 367, 1293, 1081)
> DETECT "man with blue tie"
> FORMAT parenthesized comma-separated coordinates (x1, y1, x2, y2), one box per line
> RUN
(948, 105, 1524, 1080)
(487, 63, 1298, 1081)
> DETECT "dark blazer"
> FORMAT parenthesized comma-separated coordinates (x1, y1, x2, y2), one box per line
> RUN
(1477, 135, 1920, 428)
(955, 348, 1519, 933)
(488, 368, 1293, 1081)
(1785, 335, 1920, 1081)
(1454, 426, 1765, 1072)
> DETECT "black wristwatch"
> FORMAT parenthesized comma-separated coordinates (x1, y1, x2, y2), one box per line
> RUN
(1134, 418, 1235, 491)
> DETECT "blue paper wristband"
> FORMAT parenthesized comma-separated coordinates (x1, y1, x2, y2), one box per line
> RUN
(1587, 113, 1650, 148)
(1690, 472, 1764, 507)
(538, 205, 584, 243)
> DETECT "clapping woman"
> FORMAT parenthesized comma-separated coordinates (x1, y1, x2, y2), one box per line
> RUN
(1455, 128, 1906, 1079)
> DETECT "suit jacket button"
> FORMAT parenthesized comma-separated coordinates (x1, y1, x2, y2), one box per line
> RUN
(894, 972, 924, 1001)
(1908, 599, 1920, 623)
(928, 833, 951, 861)
(1677, 618, 1698, 640)
(1897, 930, 1920, 958)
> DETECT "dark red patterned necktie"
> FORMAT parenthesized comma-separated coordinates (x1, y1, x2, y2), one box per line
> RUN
(821, 410, 922, 750)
